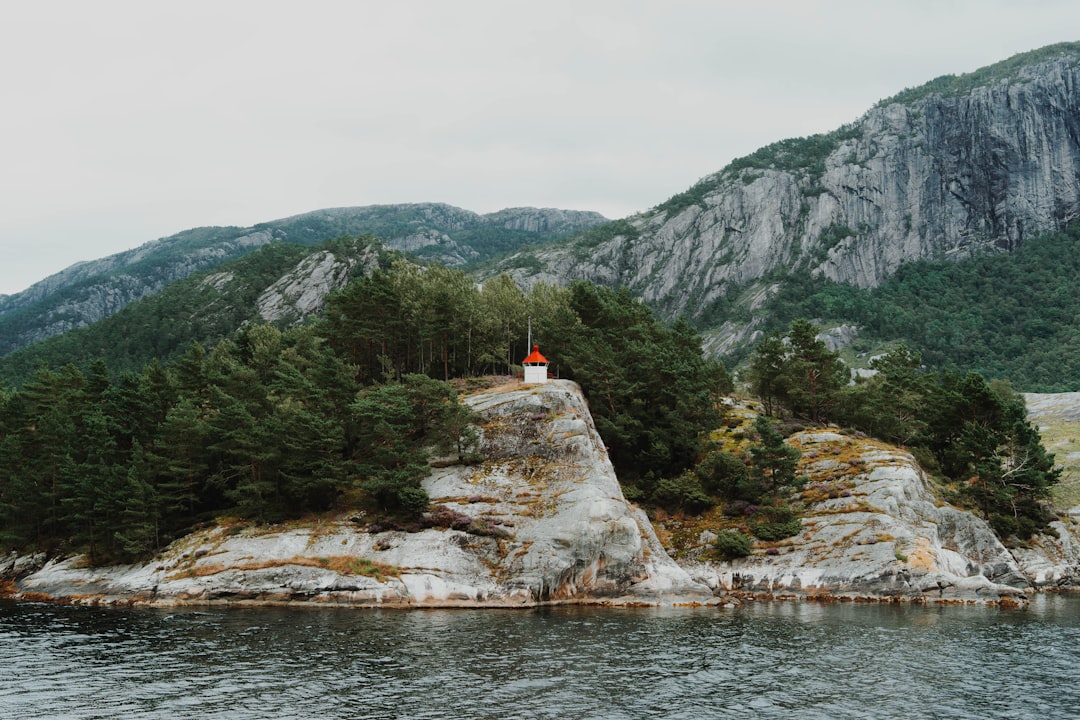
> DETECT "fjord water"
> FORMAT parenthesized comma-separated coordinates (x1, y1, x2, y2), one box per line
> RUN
(2, 598, 1077, 719)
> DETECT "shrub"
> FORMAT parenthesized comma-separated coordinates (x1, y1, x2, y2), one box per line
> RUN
(651, 473, 713, 513)
(715, 530, 752, 559)
(748, 505, 803, 540)
(395, 486, 431, 516)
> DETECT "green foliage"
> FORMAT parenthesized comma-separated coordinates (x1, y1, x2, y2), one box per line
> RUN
(0, 238, 386, 386)
(650, 473, 713, 513)
(753, 224, 1080, 392)
(714, 529, 752, 559)
(0, 320, 481, 560)
(695, 450, 753, 498)
(746, 314, 1062, 538)
(746, 320, 847, 423)
(748, 416, 802, 491)
(0, 243, 730, 555)
(748, 505, 802, 541)
(572, 219, 641, 251)
(554, 283, 727, 483)
(878, 43, 1080, 107)
(654, 176, 724, 218)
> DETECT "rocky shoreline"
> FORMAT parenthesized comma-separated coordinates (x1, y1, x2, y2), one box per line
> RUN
(3, 381, 1078, 609)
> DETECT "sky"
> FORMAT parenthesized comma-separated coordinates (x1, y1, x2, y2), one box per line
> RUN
(1, 0, 1078, 295)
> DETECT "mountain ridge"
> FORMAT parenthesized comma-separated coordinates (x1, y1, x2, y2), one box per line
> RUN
(0, 204, 606, 356)
(491, 43, 1080, 352)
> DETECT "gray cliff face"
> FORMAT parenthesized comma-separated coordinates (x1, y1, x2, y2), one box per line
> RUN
(257, 244, 384, 325)
(482, 207, 608, 234)
(4, 385, 1078, 608)
(0, 229, 277, 353)
(503, 50, 1080, 325)
(681, 430, 1034, 605)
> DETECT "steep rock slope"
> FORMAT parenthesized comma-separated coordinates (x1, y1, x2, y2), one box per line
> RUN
(6, 381, 710, 607)
(498, 44, 1080, 330)
(0, 204, 605, 355)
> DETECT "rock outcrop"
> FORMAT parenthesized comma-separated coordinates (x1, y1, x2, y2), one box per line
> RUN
(680, 430, 1034, 605)
(7, 381, 709, 607)
(257, 244, 384, 325)
(6, 385, 1078, 608)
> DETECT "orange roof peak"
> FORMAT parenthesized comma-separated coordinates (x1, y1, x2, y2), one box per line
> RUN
(522, 344, 549, 364)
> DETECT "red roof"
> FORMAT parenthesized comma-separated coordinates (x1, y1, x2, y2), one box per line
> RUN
(522, 344, 549, 364)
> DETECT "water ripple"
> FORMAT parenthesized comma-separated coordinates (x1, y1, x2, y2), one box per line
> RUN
(2, 598, 1078, 719)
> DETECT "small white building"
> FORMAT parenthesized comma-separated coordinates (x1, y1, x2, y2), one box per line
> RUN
(522, 344, 550, 384)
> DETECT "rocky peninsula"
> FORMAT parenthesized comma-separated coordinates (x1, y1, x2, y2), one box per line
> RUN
(3, 381, 1078, 608)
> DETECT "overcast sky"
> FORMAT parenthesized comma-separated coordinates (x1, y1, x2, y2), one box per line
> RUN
(1, 1, 1077, 295)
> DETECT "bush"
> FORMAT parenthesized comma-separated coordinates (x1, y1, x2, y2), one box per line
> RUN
(748, 505, 803, 540)
(714, 530, 752, 559)
(395, 486, 431, 516)
(651, 473, 713, 513)
(695, 450, 752, 497)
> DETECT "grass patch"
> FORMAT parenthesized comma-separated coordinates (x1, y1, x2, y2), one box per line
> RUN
(169, 555, 401, 582)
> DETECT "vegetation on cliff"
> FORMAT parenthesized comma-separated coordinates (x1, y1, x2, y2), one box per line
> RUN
(746, 320, 1061, 539)
(751, 222, 1080, 392)
(0, 258, 728, 564)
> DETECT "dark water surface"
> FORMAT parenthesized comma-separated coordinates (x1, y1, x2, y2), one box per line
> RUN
(1, 596, 1077, 719)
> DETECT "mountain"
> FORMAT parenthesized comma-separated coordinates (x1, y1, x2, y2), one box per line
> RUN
(0, 204, 606, 356)
(0, 237, 392, 383)
(492, 43, 1080, 353)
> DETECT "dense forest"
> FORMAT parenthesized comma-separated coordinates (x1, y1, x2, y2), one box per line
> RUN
(0, 264, 728, 563)
(0, 237, 391, 385)
(755, 223, 1080, 391)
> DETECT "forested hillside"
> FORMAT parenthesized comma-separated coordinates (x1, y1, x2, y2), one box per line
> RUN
(489, 43, 1080, 380)
(0, 237, 389, 385)
(752, 222, 1080, 391)
(0, 265, 726, 564)
(0, 203, 607, 356)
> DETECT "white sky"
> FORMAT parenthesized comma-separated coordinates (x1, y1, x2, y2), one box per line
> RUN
(1, 0, 1077, 295)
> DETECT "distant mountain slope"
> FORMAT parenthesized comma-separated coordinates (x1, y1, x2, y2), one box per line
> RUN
(0, 204, 606, 356)
(0, 236, 390, 384)
(493, 43, 1080, 344)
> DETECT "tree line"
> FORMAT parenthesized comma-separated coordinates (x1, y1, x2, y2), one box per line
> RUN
(745, 319, 1061, 539)
(0, 264, 729, 563)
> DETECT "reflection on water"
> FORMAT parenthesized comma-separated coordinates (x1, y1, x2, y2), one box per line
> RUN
(1, 597, 1077, 719)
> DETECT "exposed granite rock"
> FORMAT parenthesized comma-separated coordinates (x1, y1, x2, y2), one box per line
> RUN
(257, 244, 383, 325)
(8, 386, 1079, 609)
(0, 204, 606, 356)
(8, 381, 710, 607)
(681, 431, 1034, 605)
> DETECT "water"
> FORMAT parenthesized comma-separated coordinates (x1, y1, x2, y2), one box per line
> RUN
(1, 597, 1078, 719)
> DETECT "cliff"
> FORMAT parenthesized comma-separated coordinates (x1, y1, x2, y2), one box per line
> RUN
(678, 427, 1076, 605)
(4, 383, 1077, 608)
(495, 45, 1080, 344)
(4, 381, 710, 607)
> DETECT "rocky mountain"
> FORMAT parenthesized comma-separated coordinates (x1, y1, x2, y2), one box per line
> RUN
(0, 237, 391, 383)
(493, 43, 1080, 351)
(0, 204, 606, 356)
